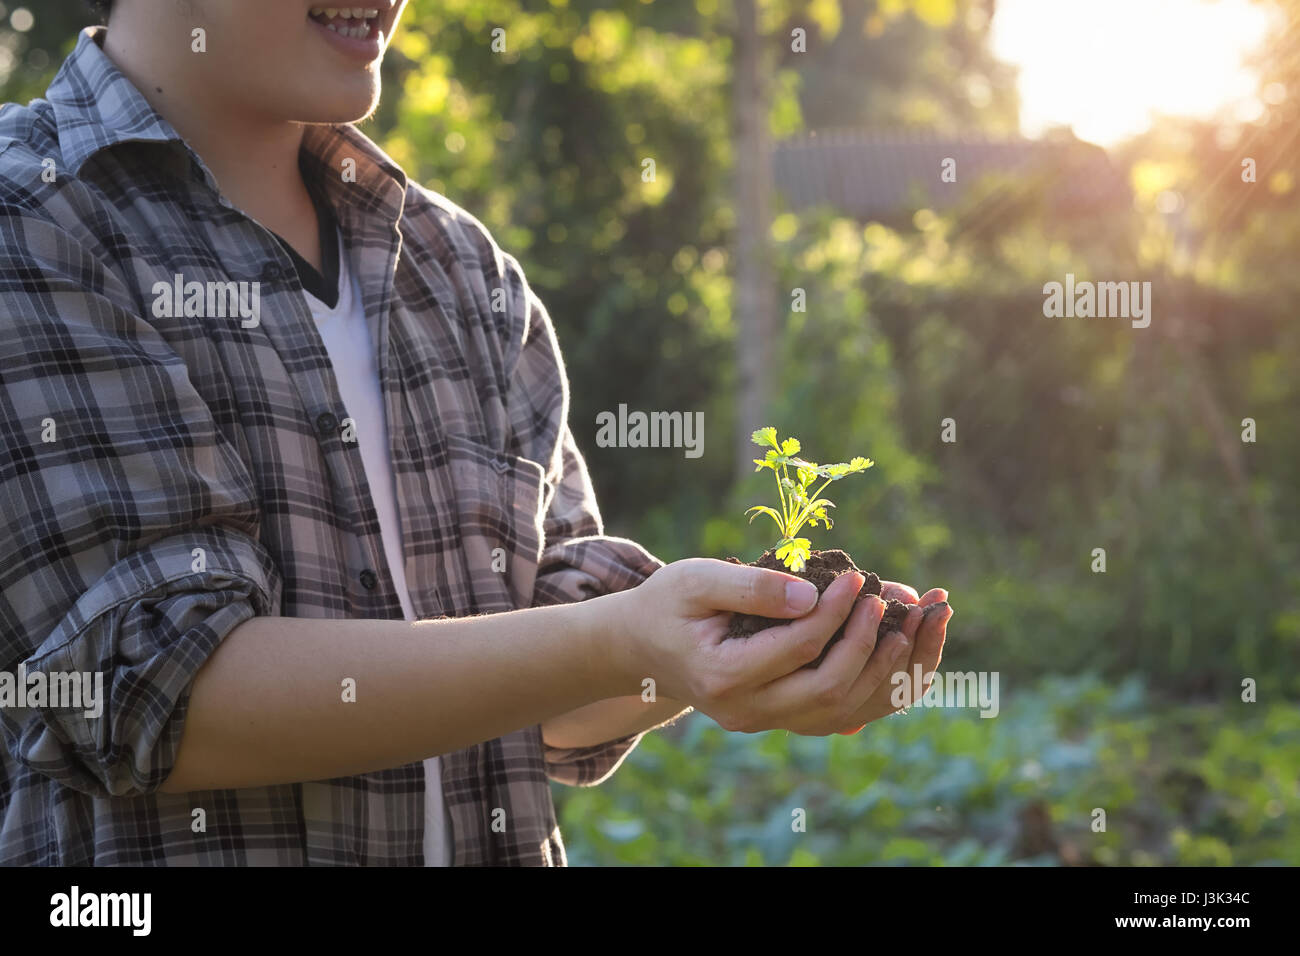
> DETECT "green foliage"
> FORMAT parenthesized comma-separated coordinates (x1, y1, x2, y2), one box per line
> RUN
(556, 675, 1300, 866)
(377, 0, 739, 531)
(745, 426, 873, 570)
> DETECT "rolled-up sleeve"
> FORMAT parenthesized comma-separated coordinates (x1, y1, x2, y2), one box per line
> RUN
(12, 531, 279, 797)
(0, 203, 281, 799)
(495, 245, 664, 785)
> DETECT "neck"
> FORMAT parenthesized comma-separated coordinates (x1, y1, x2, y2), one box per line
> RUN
(100, 24, 320, 267)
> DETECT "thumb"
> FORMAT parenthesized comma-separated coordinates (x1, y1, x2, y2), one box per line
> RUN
(682, 558, 821, 619)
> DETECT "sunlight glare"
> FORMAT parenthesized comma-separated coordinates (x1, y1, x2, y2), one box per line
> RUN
(991, 0, 1277, 147)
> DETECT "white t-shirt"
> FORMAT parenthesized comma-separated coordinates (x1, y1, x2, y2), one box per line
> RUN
(301, 229, 453, 866)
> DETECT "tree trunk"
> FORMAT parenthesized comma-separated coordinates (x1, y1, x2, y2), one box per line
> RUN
(733, 0, 775, 483)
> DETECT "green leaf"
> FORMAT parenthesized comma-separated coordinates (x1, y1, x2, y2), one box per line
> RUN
(775, 537, 812, 572)
(780, 437, 801, 456)
(751, 426, 780, 450)
(808, 503, 834, 529)
(745, 505, 785, 533)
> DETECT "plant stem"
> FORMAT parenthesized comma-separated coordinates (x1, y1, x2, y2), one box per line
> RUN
(774, 466, 791, 534)
(787, 475, 835, 538)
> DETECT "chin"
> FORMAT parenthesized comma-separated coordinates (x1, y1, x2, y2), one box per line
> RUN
(290, 88, 381, 125)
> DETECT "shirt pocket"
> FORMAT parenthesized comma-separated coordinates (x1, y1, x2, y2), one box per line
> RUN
(441, 432, 553, 612)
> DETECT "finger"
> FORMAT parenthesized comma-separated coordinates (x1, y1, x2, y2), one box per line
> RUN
(845, 601, 953, 728)
(847, 629, 909, 712)
(829, 604, 919, 730)
(814, 599, 912, 733)
(917, 587, 948, 608)
(910, 602, 952, 698)
(880, 580, 920, 604)
(748, 593, 885, 721)
(900, 604, 923, 641)
(718, 571, 867, 685)
(684, 558, 823, 619)
(837, 632, 909, 728)
(891, 605, 942, 710)
(822, 591, 886, 679)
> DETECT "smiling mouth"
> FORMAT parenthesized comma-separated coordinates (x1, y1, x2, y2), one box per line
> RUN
(308, 7, 382, 40)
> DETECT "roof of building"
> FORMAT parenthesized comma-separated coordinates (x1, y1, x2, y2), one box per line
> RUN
(772, 129, 1131, 219)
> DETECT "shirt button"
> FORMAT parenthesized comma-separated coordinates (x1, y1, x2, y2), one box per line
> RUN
(359, 569, 378, 590)
(261, 262, 285, 283)
(315, 412, 338, 437)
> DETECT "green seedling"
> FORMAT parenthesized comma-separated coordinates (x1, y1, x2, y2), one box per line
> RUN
(745, 426, 874, 573)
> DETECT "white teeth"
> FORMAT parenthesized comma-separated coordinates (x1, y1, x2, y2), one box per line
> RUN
(324, 22, 370, 37)
(309, 4, 376, 15)
(310, 4, 378, 35)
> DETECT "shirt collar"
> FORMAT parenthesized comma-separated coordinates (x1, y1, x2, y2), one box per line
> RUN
(48, 27, 190, 177)
(48, 26, 409, 224)
(301, 122, 409, 229)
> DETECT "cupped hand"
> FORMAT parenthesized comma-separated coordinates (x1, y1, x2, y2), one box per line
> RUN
(613, 558, 912, 736)
(834, 583, 952, 734)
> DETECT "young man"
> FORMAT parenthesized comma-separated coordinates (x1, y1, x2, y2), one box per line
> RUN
(0, 1, 951, 865)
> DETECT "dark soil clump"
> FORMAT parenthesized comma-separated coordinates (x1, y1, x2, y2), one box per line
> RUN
(723, 549, 910, 668)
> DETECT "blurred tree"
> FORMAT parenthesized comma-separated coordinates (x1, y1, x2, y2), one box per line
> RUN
(733, 0, 777, 483)
(0, 1, 96, 106)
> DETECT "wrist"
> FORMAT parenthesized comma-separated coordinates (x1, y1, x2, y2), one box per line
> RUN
(573, 588, 641, 699)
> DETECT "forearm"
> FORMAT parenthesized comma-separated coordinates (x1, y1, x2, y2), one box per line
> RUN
(162, 593, 632, 793)
(541, 696, 693, 750)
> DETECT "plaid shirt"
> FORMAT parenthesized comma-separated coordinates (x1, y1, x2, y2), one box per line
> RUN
(0, 28, 662, 866)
